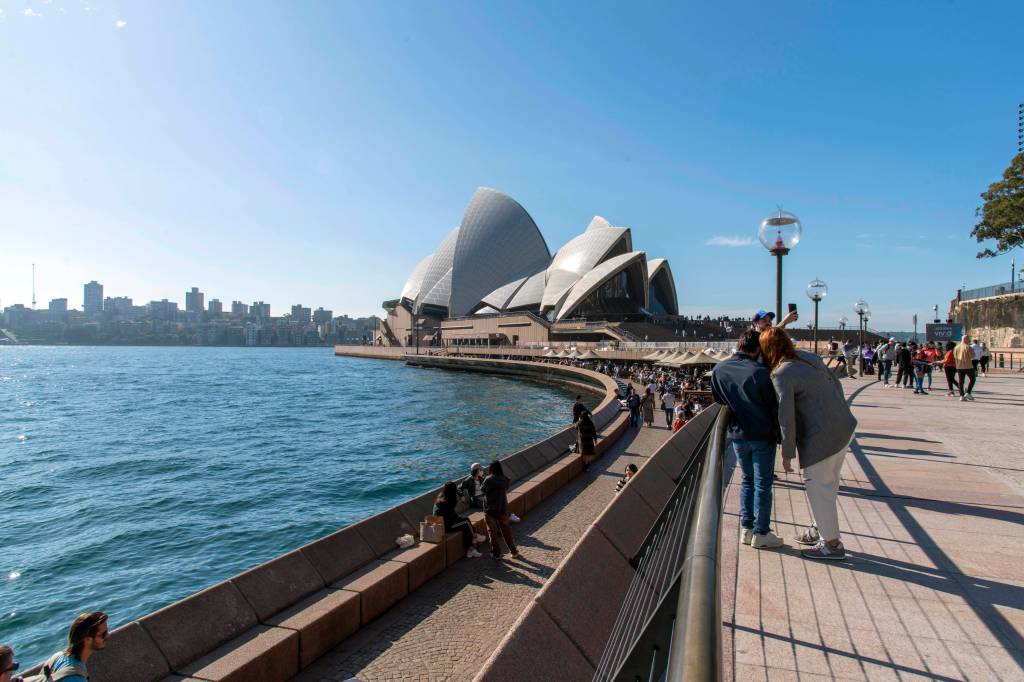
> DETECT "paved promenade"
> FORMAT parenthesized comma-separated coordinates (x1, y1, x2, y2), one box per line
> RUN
(721, 372, 1024, 681)
(294, 411, 673, 681)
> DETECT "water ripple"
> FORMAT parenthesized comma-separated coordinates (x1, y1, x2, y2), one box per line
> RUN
(0, 345, 577, 664)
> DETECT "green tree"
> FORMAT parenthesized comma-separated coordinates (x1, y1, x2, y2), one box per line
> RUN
(973, 152, 1024, 258)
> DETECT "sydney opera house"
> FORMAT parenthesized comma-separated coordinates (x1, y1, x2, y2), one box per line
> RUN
(376, 187, 679, 348)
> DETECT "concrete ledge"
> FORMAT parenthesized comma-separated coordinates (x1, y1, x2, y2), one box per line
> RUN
(627, 453, 677, 514)
(140, 581, 258, 671)
(594, 482, 658, 560)
(332, 560, 409, 625)
(474, 602, 595, 682)
(384, 541, 446, 591)
(88, 622, 171, 682)
(535, 527, 637, 665)
(178, 624, 298, 682)
(444, 531, 468, 567)
(299, 526, 376, 586)
(266, 589, 360, 669)
(350, 507, 417, 557)
(231, 550, 324, 622)
(397, 488, 441, 535)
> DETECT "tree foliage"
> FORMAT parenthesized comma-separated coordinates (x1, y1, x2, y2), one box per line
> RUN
(973, 152, 1024, 258)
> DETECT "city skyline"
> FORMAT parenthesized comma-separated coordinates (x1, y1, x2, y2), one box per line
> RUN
(2, 2, 1023, 329)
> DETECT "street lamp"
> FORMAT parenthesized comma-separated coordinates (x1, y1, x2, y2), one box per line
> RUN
(758, 209, 802, 321)
(838, 315, 848, 342)
(854, 300, 869, 373)
(806, 278, 828, 354)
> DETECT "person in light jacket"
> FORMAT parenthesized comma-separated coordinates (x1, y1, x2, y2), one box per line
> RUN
(760, 328, 858, 561)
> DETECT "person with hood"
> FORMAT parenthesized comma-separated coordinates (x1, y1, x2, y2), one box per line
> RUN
(482, 460, 518, 559)
(761, 328, 858, 561)
(576, 409, 599, 468)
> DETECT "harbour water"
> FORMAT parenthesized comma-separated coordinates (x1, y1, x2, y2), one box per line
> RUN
(0, 346, 578, 664)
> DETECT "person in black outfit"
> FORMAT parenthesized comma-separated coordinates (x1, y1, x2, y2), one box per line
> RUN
(572, 395, 585, 423)
(482, 460, 518, 559)
(433, 481, 486, 559)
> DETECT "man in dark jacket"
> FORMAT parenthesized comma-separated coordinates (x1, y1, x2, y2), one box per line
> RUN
(711, 329, 782, 549)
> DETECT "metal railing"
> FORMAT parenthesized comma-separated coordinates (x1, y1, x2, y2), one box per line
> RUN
(594, 406, 729, 682)
(961, 281, 1021, 301)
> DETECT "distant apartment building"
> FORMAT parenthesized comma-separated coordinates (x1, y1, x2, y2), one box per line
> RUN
(250, 301, 271, 319)
(185, 287, 205, 314)
(3, 304, 30, 327)
(104, 296, 134, 314)
(84, 281, 103, 314)
(312, 307, 333, 325)
(148, 299, 179, 321)
(208, 299, 223, 316)
(48, 298, 68, 313)
(291, 304, 312, 323)
(230, 301, 247, 317)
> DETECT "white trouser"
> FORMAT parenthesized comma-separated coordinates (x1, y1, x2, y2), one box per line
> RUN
(802, 448, 847, 542)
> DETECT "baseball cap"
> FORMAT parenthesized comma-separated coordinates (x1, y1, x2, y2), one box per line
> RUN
(753, 310, 775, 322)
(471, 462, 481, 472)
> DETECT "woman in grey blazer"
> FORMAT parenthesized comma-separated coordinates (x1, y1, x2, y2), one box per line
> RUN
(760, 328, 858, 561)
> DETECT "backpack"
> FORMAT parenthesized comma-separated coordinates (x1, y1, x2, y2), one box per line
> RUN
(22, 653, 89, 682)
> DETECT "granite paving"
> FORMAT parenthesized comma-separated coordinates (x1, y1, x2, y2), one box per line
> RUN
(721, 371, 1024, 681)
(293, 406, 672, 682)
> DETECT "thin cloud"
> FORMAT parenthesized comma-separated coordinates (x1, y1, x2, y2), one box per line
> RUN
(22, 8, 43, 17)
(706, 236, 754, 247)
(115, 19, 127, 28)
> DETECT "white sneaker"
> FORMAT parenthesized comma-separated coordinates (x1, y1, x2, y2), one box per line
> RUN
(967, 394, 975, 401)
(959, 395, 966, 401)
(752, 531, 785, 549)
(740, 528, 753, 546)
(466, 547, 482, 558)
(474, 533, 487, 544)
(509, 513, 521, 523)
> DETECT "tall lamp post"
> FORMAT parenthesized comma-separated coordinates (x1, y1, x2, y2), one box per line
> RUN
(854, 300, 869, 373)
(758, 210, 802, 321)
(838, 316, 848, 342)
(806, 278, 828, 354)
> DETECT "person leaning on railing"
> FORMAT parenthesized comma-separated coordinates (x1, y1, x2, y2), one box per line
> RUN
(1, 644, 19, 682)
(760, 328, 858, 561)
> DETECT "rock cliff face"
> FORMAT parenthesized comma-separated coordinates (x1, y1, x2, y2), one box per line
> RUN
(951, 293, 1024, 347)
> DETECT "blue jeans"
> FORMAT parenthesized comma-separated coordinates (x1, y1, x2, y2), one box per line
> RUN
(881, 360, 892, 383)
(629, 407, 640, 427)
(732, 439, 776, 535)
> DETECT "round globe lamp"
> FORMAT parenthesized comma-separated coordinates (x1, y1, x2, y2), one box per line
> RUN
(758, 210, 802, 320)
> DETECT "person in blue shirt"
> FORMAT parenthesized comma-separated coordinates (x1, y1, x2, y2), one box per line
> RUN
(41, 612, 109, 682)
(711, 329, 783, 549)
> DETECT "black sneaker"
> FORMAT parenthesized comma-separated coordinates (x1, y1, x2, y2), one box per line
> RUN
(801, 540, 846, 561)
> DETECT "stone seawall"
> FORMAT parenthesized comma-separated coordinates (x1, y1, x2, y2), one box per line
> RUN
(43, 359, 623, 682)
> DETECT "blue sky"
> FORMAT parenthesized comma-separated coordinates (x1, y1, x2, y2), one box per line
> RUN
(1, 1, 1021, 330)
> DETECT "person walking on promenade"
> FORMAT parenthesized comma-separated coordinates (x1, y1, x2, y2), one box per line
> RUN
(912, 345, 929, 394)
(627, 390, 641, 427)
(971, 338, 983, 377)
(660, 388, 676, 427)
(35, 612, 109, 682)
(895, 342, 912, 389)
(842, 339, 857, 378)
(482, 460, 518, 559)
(576, 410, 598, 468)
(980, 342, 991, 377)
(435, 481, 487, 558)
(877, 339, 895, 385)
(761, 328, 858, 561)
(572, 395, 585, 423)
(954, 336, 977, 401)
(940, 341, 958, 396)
(640, 388, 656, 427)
(922, 341, 939, 391)
(1, 644, 19, 682)
(711, 329, 783, 549)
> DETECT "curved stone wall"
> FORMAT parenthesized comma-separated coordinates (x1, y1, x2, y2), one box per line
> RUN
(39, 359, 625, 682)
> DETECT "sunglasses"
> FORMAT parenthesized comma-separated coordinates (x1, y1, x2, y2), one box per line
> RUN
(1, 662, 19, 673)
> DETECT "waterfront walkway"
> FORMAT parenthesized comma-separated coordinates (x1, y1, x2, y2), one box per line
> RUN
(294, 409, 674, 681)
(721, 372, 1024, 681)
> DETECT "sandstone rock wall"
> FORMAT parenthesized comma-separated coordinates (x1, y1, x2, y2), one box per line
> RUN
(951, 293, 1024, 347)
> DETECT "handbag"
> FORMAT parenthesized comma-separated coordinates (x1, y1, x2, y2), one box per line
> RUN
(420, 515, 445, 544)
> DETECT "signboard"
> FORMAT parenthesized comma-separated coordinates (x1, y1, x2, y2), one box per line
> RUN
(926, 323, 963, 342)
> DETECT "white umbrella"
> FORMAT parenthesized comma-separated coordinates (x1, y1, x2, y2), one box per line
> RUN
(579, 350, 601, 360)
(682, 351, 720, 366)
(543, 349, 559, 358)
